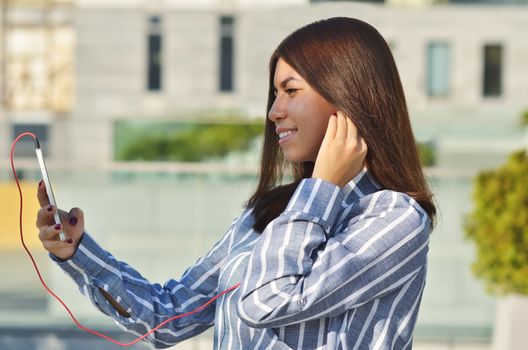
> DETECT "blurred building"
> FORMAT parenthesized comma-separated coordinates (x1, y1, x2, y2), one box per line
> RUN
(1, 0, 527, 347)
(1, 0, 526, 167)
(0, 0, 73, 157)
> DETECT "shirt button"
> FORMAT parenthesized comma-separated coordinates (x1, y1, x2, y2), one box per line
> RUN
(298, 297, 307, 307)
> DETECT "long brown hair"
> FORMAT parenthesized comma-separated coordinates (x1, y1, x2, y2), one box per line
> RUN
(247, 17, 436, 232)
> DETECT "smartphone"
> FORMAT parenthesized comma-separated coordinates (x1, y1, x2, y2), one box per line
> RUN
(34, 138, 66, 241)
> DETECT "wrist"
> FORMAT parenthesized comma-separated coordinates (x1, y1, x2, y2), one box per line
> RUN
(311, 175, 344, 188)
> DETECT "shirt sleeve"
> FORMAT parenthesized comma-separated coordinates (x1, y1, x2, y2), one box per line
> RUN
(49, 214, 242, 349)
(237, 178, 430, 328)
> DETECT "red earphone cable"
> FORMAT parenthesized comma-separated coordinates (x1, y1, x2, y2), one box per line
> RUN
(10, 132, 240, 346)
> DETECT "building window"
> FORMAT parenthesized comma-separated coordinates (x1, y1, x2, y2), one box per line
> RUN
(147, 15, 163, 91)
(427, 42, 450, 97)
(12, 123, 49, 158)
(219, 16, 235, 92)
(483, 44, 502, 97)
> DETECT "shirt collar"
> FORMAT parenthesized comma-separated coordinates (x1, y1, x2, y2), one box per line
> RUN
(341, 167, 383, 204)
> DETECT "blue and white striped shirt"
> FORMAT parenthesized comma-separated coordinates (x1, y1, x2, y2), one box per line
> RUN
(51, 169, 430, 349)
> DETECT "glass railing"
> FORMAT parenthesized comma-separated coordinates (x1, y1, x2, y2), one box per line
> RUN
(0, 163, 494, 348)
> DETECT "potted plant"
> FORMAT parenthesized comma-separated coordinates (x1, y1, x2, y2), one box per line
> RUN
(464, 145, 528, 350)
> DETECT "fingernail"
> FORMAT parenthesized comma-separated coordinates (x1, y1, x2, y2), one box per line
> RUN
(47, 205, 54, 212)
(69, 217, 78, 226)
(67, 239, 74, 244)
(55, 223, 62, 230)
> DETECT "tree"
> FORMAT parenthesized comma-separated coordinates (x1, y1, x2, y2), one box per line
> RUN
(465, 150, 528, 295)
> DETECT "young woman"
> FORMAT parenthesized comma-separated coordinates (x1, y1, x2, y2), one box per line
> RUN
(36, 17, 436, 349)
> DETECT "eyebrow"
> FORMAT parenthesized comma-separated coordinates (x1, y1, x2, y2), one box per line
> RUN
(273, 77, 300, 92)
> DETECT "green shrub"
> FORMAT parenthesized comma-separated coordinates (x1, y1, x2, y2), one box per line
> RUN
(417, 141, 436, 167)
(117, 122, 264, 162)
(521, 110, 528, 127)
(116, 120, 437, 167)
(464, 150, 528, 295)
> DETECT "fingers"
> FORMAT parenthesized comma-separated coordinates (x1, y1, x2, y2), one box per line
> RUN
(36, 205, 83, 233)
(39, 222, 63, 241)
(339, 112, 366, 147)
(37, 180, 50, 208)
(313, 109, 368, 188)
(345, 114, 358, 142)
(67, 207, 83, 228)
(37, 208, 82, 242)
(324, 113, 338, 141)
(36, 204, 67, 226)
(340, 112, 368, 155)
(41, 237, 74, 251)
(359, 133, 368, 152)
(36, 204, 56, 228)
(335, 111, 348, 141)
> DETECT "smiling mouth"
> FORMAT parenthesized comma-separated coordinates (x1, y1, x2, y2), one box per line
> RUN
(278, 130, 297, 144)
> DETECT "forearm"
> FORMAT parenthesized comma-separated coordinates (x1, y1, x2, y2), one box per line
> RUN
(48, 232, 219, 346)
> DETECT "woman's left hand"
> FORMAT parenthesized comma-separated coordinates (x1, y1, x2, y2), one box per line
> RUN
(312, 111, 368, 188)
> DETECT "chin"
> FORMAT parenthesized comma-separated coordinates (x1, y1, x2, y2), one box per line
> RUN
(283, 153, 316, 164)
(281, 143, 319, 163)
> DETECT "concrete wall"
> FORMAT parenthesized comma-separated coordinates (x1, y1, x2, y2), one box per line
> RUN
(62, 2, 528, 166)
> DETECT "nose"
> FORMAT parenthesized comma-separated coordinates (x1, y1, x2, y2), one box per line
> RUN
(268, 98, 286, 122)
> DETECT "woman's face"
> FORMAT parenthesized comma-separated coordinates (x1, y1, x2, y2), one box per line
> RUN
(269, 58, 336, 163)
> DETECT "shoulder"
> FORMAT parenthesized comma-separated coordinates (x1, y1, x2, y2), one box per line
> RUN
(331, 190, 431, 261)
(345, 189, 431, 237)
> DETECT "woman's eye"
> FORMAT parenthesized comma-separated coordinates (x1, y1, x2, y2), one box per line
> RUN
(285, 88, 297, 95)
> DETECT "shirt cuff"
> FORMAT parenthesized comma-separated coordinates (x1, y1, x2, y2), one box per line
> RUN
(285, 178, 344, 233)
(49, 232, 111, 280)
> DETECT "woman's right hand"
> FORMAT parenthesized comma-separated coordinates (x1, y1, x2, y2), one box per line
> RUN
(36, 180, 85, 260)
(312, 111, 368, 188)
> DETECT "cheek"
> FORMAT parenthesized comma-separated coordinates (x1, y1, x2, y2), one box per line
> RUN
(305, 117, 330, 154)
(313, 116, 330, 141)
(291, 99, 332, 145)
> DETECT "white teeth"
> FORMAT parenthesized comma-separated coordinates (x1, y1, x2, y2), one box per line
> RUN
(279, 130, 296, 139)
